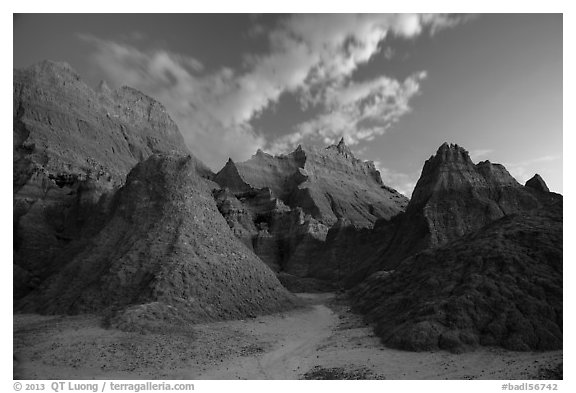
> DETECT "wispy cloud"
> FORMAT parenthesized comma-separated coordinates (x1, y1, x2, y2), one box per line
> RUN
(503, 155, 561, 185)
(78, 33, 265, 169)
(469, 148, 494, 161)
(269, 72, 426, 153)
(264, 14, 466, 152)
(79, 14, 470, 169)
(420, 13, 478, 34)
(374, 161, 419, 197)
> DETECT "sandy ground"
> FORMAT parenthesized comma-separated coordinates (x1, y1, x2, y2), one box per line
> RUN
(13, 293, 562, 380)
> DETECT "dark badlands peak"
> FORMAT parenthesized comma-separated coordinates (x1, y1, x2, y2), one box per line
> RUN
(348, 142, 562, 353)
(390, 141, 551, 260)
(525, 173, 550, 193)
(410, 142, 521, 207)
(430, 142, 471, 162)
(334, 137, 354, 158)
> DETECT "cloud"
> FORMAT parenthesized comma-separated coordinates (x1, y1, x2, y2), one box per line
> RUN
(469, 148, 494, 161)
(78, 33, 265, 170)
(373, 161, 419, 197)
(420, 13, 478, 34)
(78, 14, 469, 170)
(503, 155, 561, 185)
(275, 71, 427, 149)
(260, 14, 467, 152)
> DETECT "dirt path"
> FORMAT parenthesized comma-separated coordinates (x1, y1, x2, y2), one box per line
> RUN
(13, 293, 562, 380)
(192, 294, 337, 379)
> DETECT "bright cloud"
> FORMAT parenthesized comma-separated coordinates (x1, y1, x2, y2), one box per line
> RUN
(469, 148, 495, 161)
(79, 14, 468, 170)
(274, 71, 427, 150)
(373, 161, 419, 197)
(504, 155, 561, 185)
(78, 34, 266, 170)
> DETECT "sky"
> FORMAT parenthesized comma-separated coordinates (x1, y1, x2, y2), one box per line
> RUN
(13, 14, 563, 195)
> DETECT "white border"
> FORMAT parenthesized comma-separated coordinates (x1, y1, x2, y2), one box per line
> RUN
(4, 3, 572, 391)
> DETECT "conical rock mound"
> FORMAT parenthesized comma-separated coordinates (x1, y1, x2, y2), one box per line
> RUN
(13, 61, 210, 298)
(17, 154, 296, 328)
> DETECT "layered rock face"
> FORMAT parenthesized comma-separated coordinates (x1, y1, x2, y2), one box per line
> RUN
(213, 187, 329, 276)
(213, 139, 408, 278)
(14, 61, 198, 183)
(377, 143, 543, 268)
(215, 139, 408, 228)
(410, 143, 539, 240)
(17, 155, 296, 326)
(13, 61, 205, 298)
(351, 200, 562, 352)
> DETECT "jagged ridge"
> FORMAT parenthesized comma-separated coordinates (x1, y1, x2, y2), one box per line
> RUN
(215, 138, 408, 228)
(309, 143, 560, 289)
(212, 139, 409, 281)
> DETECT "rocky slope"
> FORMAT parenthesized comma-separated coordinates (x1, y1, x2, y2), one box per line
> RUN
(13, 61, 209, 298)
(213, 140, 408, 278)
(351, 200, 562, 352)
(339, 144, 563, 352)
(17, 154, 296, 327)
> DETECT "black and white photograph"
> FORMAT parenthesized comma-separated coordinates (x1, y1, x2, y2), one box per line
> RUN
(9, 6, 569, 388)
